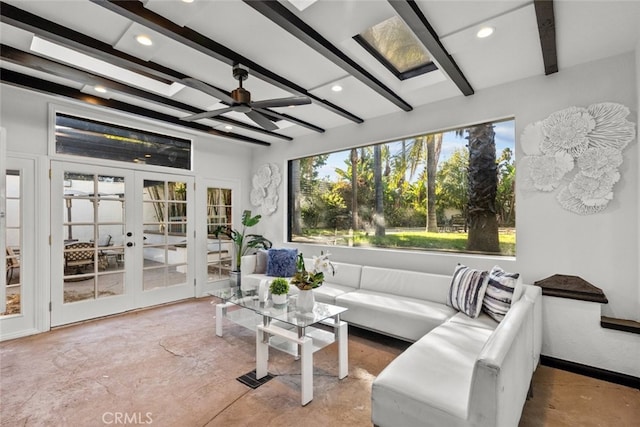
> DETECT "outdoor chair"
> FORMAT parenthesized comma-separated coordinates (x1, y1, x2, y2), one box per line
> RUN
(64, 242, 95, 274)
(6, 247, 20, 282)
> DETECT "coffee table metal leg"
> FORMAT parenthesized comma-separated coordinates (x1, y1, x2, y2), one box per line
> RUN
(256, 327, 269, 380)
(337, 320, 348, 379)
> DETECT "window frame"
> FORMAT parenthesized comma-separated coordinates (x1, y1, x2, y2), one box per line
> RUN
(286, 119, 516, 257)
(353, 34, 438, 81)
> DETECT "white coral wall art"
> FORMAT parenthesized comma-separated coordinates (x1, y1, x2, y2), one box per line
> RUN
(250, 163, 282, 216)
(520, 102, 636, 214)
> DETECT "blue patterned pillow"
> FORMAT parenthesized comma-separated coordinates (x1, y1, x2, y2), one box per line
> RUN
(447, 264, 490, 318)
(266, 248, 298, 277)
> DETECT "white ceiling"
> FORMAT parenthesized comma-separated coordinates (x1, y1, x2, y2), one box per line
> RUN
(1, 0, 639, 146)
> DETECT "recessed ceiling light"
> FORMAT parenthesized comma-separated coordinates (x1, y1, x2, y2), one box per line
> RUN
(182, 0, 194, 3)
(476, 27, 494, 39)
(224, 125, 233, 130)
(144, 154, 151, 158)
(94, 85, 107, 93)
(135, 34, 153, 46)
(331, 84, 343, 92)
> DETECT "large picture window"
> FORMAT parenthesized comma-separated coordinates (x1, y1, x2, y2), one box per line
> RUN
(289, 119, 516, 256)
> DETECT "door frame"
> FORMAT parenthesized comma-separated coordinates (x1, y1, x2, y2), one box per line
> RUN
(0, 153, 40, 341)
(196, 176, 241, 297)
(50, 162, 196, 326)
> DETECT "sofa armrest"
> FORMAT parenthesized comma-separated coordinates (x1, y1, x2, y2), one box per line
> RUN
(468, 296, 535, 427)
(241, 255, 256, 278)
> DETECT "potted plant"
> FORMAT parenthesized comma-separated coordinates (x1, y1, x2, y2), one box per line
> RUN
(291, 252, 335, 312)
(213, 210, 272, 286)
(269, 278, 289, 305)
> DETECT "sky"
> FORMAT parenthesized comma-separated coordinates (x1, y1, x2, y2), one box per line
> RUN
(316, 119, 515, 182)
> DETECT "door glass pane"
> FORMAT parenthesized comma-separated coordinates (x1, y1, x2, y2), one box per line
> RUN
(3, 171, 21, 315)
(142, 179, 187, 290)
(206, 187, 232, 282)
(63, 171, 126, 303)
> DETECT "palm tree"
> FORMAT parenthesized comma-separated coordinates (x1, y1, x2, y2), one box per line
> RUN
(405, 135, 442, 232)
(466, 124, 500, 253)
(425, 134, 442, 232)
(374, 144, 385, 237)
(350, 148, 359, 230)
(290, 159, 302, 235)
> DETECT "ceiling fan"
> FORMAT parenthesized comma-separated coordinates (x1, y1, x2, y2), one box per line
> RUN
(181, 65, 311, 131)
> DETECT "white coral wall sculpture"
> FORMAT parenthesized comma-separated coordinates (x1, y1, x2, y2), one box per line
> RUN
(520, 102, 636, 214)
(250, 163, 282, 216)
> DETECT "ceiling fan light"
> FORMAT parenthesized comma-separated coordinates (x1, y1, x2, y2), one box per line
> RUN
(476, 27, 494, 39)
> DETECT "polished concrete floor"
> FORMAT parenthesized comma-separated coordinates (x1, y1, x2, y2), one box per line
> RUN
(1, 298, 638, 426)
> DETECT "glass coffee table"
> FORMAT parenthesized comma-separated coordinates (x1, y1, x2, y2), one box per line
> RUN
(210, 287, 348, 405)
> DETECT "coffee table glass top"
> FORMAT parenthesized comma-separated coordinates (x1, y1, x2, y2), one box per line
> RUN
(210, 287, 347, 328)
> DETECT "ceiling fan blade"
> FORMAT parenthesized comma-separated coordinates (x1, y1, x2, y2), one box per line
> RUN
(181, 77, 236, 104)
(250, 96, 311, 109)
(182, 107, 237, 122)
(246, 110, 278, 131)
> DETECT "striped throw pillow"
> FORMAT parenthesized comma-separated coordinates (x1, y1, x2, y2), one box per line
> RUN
(447, 264, 490, 318)
(482, 265, 521, 322)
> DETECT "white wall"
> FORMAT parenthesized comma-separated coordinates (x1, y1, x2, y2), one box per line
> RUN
(252, 51, 638, 321)
(247, 52, 639, 374)
(1, 50, 638, 372)
(637, 40, 640, 321)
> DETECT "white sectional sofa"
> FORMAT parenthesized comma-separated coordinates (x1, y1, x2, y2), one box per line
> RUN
(240, 255, 542, 427)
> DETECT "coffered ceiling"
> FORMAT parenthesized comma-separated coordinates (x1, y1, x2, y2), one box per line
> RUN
(1, 0, 639, 147)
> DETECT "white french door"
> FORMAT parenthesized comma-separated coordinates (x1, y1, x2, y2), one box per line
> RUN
(1, 155, 38, 340)
(51, 162, 194, 326)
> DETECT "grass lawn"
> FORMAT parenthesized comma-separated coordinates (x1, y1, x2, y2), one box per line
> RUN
(300, 228, 516, 256)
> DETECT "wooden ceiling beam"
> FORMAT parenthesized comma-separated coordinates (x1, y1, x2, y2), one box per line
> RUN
(0, 2, 320, 137)
(388, 0, 474, 96)
(244, 0, 413, 112)
(0, 68, 272, 146)
(90, 0, 363, 124)
(534, 0, 558, 75)
(0, 45, 293, 141)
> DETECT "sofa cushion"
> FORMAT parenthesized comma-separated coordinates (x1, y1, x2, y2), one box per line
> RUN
(482, 265, 522, 322)
(448, 311, 499, 330)
(336, 289, 457, 341)
(447, 264, 489, 318)
(359, 266, 452, 303)
(255, 249, 269, 274)
(324, 261, 362, 288)
(372, 322, 494, 426)
(313, 283, 355, 304)
(266, 248, 298, 277)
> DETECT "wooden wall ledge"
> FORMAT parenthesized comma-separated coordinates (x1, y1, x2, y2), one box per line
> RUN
(533, 274, 608, 303)
(601, 316, 640, 335)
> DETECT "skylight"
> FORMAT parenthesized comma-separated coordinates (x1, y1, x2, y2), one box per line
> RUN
(354, 16, 437, 80)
